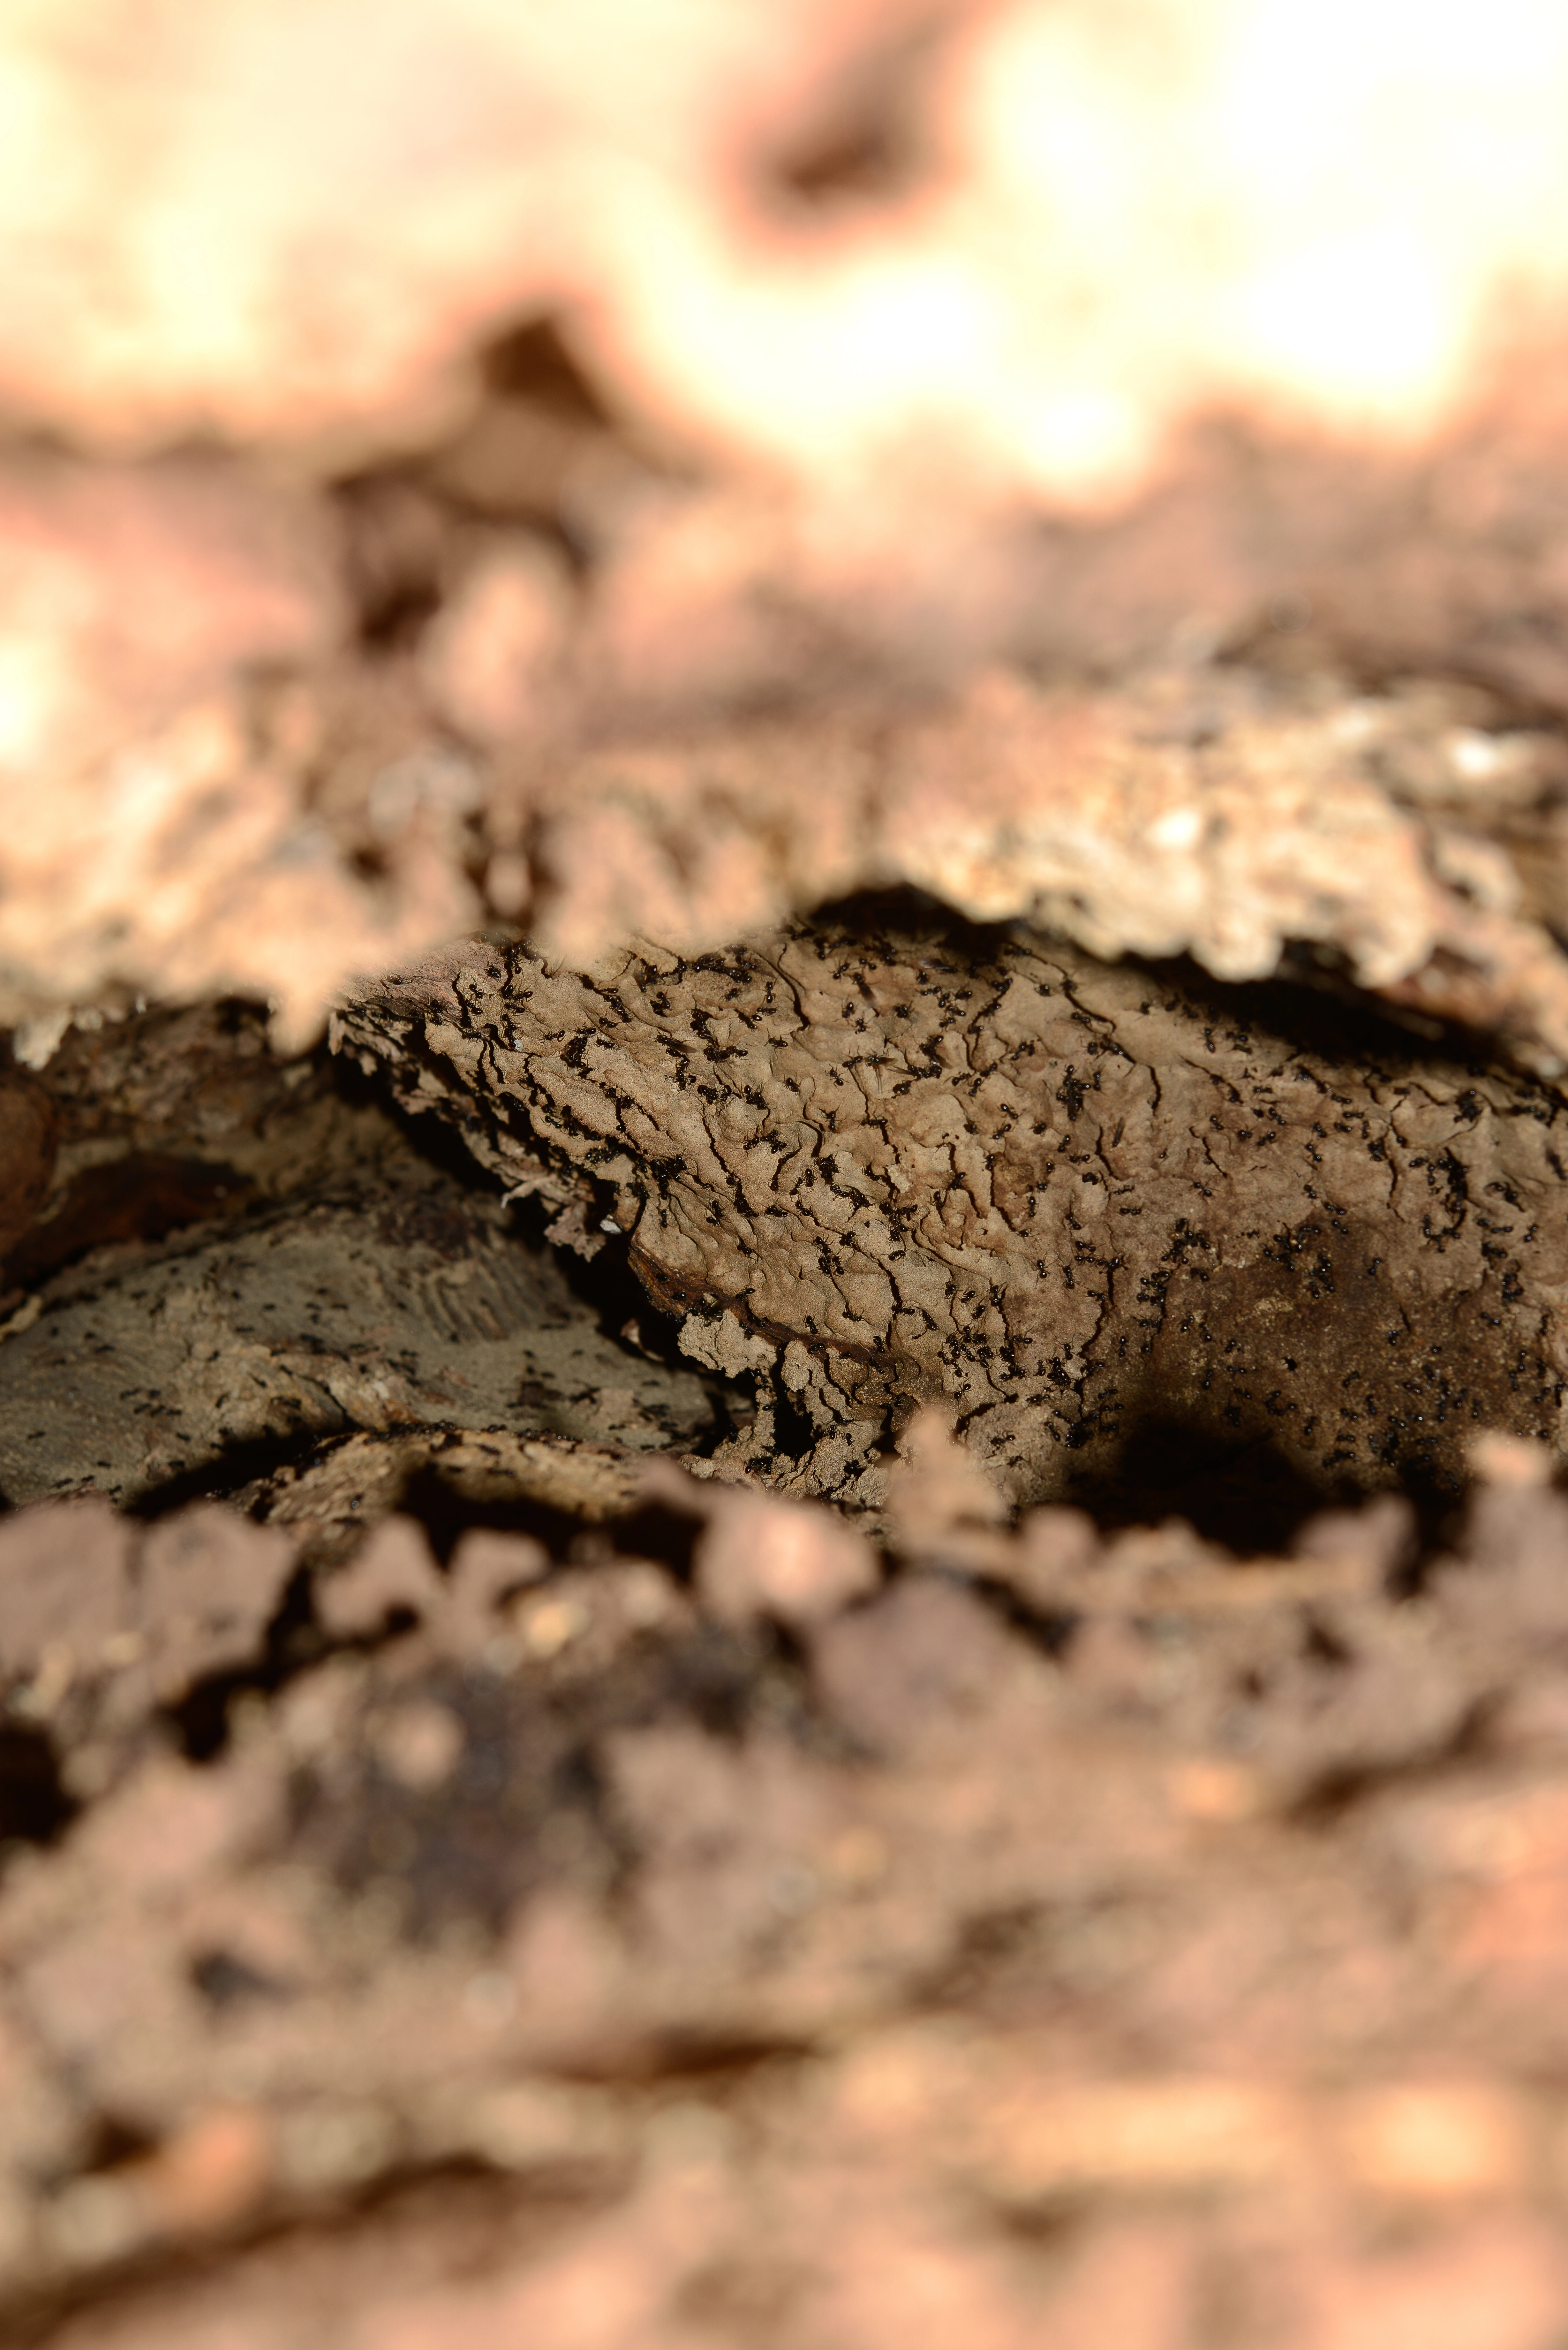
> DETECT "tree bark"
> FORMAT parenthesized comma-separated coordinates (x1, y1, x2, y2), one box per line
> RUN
(337, 907, 1568, 1525)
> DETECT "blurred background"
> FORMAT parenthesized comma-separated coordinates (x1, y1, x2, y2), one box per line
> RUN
(7, 0, 1568, 1045)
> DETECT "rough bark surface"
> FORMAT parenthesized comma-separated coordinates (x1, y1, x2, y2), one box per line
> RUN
(0, 1179, 714, 1512)
(336, 910, 1568, 1521)
(0, 1002, 722, 1512)
(14, 460, 1568, 1081)
(14, 11, 1568, 2339)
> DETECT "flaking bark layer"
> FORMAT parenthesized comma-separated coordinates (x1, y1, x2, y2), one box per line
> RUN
(336, 913, 1568, 1515)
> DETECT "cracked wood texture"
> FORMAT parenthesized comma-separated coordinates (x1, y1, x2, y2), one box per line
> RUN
(336, 911, 1568, 1519)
